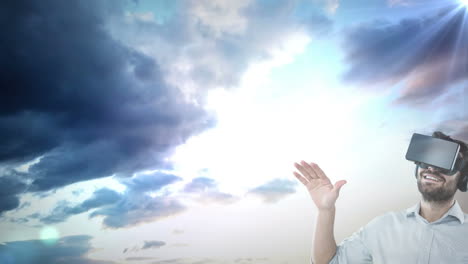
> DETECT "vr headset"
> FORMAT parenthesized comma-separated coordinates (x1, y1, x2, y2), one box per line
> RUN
(405, 133, 467, 192)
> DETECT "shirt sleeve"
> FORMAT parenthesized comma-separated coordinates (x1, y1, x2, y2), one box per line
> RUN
(328, 227, 373, 264)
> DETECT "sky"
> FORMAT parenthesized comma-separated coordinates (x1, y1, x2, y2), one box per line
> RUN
(0, 0, 467, 263)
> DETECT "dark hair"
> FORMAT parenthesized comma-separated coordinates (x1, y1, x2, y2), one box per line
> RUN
(432, 131, 468, 177)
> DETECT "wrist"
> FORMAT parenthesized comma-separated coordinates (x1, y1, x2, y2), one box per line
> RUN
(318, 207, 336, 214)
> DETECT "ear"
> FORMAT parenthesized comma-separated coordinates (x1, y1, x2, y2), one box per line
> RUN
(414, 165, 419, 179)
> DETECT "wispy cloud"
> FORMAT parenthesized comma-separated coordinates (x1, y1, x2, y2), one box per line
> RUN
(123, 240, 166, 254)
(342, 6, 467, 98)
(325, 0, 340, 14)
(183, 177, 217, 193)
(39, 188, 121, 224)
(142, 240, 166, 250)
(90, 194, 185, 228)
(341, 5, 468, 136)
(36, 172, 184, 228)
(387, 0, 412, 7)
(247, 179, 297, 203)
(183, 177, 238, 205)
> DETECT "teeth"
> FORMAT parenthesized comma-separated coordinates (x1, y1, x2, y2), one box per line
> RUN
(424, 175, 441, 182)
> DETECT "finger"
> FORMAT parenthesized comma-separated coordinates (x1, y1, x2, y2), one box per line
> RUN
(294, 162, 316, 181)
(332, 180, 347, 195)
(309, 162, 329, 180)
(301, 160, 320, 179)
(293, 171, 309, 186)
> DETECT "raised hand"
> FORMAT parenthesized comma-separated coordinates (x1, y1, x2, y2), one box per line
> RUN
(293, 161, 346, 211)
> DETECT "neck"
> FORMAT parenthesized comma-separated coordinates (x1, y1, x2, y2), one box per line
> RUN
(419, 198, 455, 223)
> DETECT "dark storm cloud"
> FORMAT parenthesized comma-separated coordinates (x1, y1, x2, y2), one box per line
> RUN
(0, 173, 27, 215)
(341, 5, 468, 103)
(0, 0, 213, 212)
(38, 172, 182, 227)
(0, 235, 116, 264)
(248, 179, 297, 203)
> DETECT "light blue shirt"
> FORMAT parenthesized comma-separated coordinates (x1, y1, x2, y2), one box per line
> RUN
(329, 201, 468, 264)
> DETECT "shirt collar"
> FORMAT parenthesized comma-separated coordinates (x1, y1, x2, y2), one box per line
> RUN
(406, 200, 465, 224)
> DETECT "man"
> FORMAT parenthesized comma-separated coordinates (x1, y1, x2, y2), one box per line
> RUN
(293, 131, 468, 264)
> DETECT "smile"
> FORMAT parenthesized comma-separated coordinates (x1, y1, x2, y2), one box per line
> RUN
(422, 174, 444, 183)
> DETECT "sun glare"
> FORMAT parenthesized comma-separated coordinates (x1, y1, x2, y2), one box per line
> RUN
(461, 0, 468, 6)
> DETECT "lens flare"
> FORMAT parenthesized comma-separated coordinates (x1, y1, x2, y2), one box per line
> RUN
(461, 0, 468, 6)
(39, 226, 60, 246)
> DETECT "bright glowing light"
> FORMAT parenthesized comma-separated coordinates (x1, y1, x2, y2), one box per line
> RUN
(461, 0, 468, 6)
(39, 226, 60, 246)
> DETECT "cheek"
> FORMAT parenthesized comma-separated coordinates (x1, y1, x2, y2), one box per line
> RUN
(417, 168, 423, 178)
(447, 174, 460, 187)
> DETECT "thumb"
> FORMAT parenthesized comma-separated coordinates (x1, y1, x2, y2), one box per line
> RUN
(333, 180, 347, 195)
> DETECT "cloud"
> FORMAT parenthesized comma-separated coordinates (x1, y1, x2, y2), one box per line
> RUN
(0, 173, 28, 215)
(92, 193, 185, 228)
(0, 0, 335, 215)
(0, 235, 116, 264)
(247, 178, 297, 203)
(87, 173, 184, 228)
(172, 229, 184, 234)
(142, 240, 166, 250)
(121, 172, 181, 192)
(0, 0, 215, 216)
(324, 0, 339, 14)
(183, 177, 238, 205)
(341, 6, 467, 102)
(37, 172, 184, 228)
(189, 0, 252, 37)
(0, 0, 212, 183)
(183, 177, 217, 193)
(388, 0, 412, 7)
(111, 0, 333, 101)
(123, 240, 166, 255)
(40, 188, 122, 224)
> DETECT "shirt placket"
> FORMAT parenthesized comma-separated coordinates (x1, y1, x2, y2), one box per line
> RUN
(417, 224, 434, 264)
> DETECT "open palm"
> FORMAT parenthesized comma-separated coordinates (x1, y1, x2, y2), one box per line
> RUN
(293, 161, 346, 210)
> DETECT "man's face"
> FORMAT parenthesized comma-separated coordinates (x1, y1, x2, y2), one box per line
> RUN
(417, 154, 463, 202)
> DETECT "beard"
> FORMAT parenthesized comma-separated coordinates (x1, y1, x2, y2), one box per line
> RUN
(417, 173, 458, 202)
